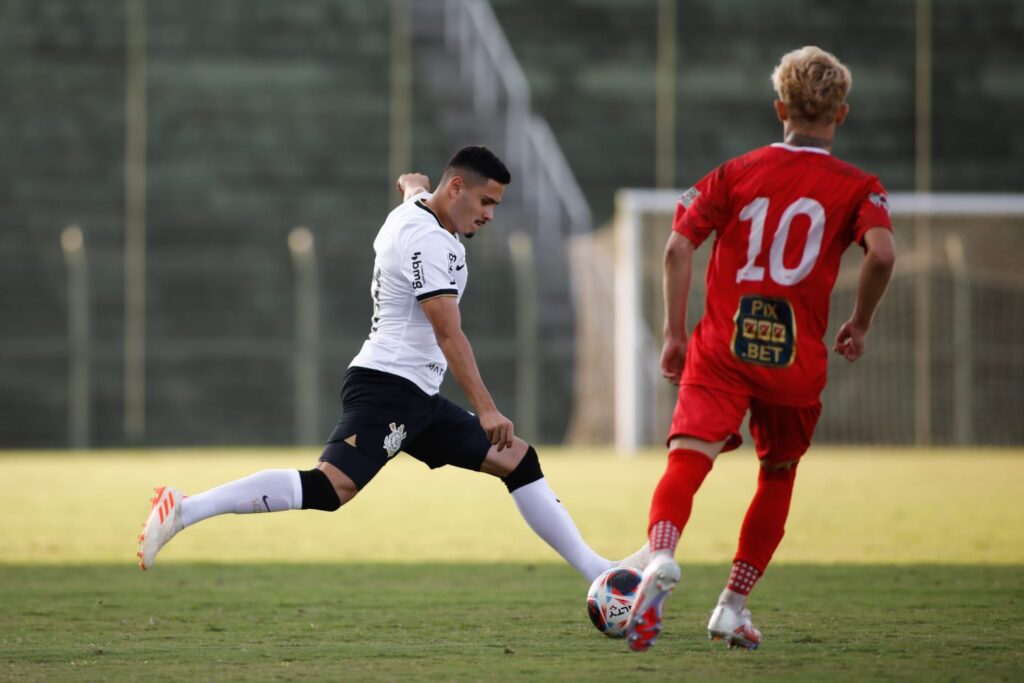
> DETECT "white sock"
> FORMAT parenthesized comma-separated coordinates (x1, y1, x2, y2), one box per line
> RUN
(612, 541, 650, 570)
(180, 469, 303, 528)
(510, 478, 612, 582)
(717, 587, 747, 612)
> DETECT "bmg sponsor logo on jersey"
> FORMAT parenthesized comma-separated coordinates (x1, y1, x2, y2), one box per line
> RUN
(411, 251, 424, 289)
(447, 252, 457, 285)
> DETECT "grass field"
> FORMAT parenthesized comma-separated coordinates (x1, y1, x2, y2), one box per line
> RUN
(2, 447, 1023, 681)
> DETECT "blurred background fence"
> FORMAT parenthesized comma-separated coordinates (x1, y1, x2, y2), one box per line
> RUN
(1, 0, 1021, 448)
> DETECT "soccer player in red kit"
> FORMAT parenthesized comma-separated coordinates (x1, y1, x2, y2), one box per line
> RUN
(625, 46, 896, 652)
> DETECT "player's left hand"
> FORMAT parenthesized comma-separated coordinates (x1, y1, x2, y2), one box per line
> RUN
(833, 318, 868, 362)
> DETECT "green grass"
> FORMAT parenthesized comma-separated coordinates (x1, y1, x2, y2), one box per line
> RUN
(2, 563, 1021, 681)
(1, 448, 1023, 680)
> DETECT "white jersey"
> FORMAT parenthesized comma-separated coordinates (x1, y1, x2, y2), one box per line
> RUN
(350, 192, 467, 395)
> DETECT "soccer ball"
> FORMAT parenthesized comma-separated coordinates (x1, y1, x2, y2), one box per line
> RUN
(586, 567, 643, 638)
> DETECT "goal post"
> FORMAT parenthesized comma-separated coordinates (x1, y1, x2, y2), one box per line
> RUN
(613, 189, 671, 454)
(610, 190, 1024, 453)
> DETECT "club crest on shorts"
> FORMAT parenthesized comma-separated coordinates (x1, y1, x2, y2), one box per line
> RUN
(383, 422, 407, 458)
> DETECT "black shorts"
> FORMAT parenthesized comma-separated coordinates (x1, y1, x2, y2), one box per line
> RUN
(320, 367, 493, 489)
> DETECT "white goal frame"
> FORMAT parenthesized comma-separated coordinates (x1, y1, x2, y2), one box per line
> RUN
(613, 190, 1024, 453)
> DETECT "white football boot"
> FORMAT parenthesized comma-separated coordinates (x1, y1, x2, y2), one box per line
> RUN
(624, 552, 681, 652)
(707, 604, 763, 650)
(137, 486, 184, 571)
(612, 541, 651, 571)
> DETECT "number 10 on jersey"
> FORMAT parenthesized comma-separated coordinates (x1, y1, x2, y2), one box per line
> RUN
(736, 197, 825, 286)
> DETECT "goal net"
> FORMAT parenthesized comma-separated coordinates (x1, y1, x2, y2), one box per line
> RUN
(567, 191, 1024, 452)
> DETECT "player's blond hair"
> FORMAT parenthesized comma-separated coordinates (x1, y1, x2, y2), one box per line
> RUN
(771, 46, 851, 124)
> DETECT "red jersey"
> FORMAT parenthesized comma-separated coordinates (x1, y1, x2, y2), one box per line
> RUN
(673, 143, 893, 405)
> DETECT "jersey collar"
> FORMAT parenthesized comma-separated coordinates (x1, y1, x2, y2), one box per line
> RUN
(771, 142, 831, 156)
(414, 198, 458, 239)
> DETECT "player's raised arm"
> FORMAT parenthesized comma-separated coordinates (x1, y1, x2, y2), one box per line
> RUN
(834, 227, 896, 362)
(419, 294, 514, 450)
(395, 173, 431, 202)
(661, 231, 696, 384)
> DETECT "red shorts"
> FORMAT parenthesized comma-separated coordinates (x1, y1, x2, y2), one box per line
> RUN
(668, 384, 822, 466)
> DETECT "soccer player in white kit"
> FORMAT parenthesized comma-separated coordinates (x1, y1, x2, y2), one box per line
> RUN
(138, 146, 627, 583)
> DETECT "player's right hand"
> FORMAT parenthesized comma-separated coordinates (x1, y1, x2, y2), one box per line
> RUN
(833, 318, 868, 362)
(480, 409, 515, 451)
(396, 173, 431, 198)
(660, 336, 688, 384)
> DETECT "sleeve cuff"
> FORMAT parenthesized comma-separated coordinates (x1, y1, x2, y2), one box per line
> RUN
(416, 289, 458, 302)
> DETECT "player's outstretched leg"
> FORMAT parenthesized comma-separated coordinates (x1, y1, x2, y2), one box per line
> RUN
(136, 468, 342, 570)
(625, 548, 680, 652)
(502, 445, 612, 582)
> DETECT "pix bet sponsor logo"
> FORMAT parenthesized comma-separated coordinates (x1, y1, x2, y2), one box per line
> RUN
(733, 295, 795, 367)
(411, 251, 424, 289)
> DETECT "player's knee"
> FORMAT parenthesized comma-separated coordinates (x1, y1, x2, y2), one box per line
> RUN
(299, 468, 344, 512)
(501, 445, 544, 493)
(758, 458, 799, 482)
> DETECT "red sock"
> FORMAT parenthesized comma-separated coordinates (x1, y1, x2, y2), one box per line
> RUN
(647, 449, 714, 553)
(733, 465, 798, 576)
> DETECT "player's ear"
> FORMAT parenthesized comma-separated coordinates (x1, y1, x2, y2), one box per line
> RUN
(774, 99, 788, 122)
(448, 174, 465, 198)
(835, 102, 849, 125)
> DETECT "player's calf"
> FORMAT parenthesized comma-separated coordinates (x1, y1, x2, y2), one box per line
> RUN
(501, 444, 613, 582)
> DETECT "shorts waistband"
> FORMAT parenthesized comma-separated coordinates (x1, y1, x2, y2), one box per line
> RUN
(344, 365, 432, 399)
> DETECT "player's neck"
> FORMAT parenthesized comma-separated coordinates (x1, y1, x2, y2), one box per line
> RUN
(782, 130, 834, 151)
(422, 195, 457, 234)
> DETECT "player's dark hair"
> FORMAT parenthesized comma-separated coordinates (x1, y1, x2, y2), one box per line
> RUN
(443, 145, 511, 185)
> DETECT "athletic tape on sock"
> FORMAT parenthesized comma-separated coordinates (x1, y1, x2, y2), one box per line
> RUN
(502, 445, 544, 493)
(299, 469, 341, 511)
